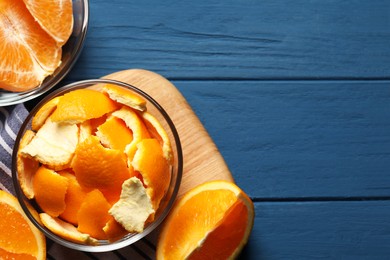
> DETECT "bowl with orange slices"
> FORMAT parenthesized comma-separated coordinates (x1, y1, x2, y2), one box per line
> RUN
(12, 79, 183, 252)
(0, 0, 89, 106)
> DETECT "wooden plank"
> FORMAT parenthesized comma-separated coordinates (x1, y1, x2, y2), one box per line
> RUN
(172, 80, 390, 199)
(67, 0, 390, 80)
(242, 201, 390, 259)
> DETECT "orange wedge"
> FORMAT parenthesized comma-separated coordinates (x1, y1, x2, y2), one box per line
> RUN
(40, 213, 96, 245)
(33, 165, 69, 217)
(23, 0, 73, 46)
(0, 0, 61, 92)
(132, 138, 170, 214)
(0, 190, 46, 260)
(77, 189, 111, 240)
(156, 181, 254, 260)
(103, 83, 147, 111)
(96, 116, 133, 152)
(51, 89, 119, 124)
(17, 130, 39, 199)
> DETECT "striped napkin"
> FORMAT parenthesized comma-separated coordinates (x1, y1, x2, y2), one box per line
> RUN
(0, 104, 157, 260)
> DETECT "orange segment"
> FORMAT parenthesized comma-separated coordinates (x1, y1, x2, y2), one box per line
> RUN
(72, 135, 131, 202)
(0, 190, 46, 260)
(77, 189, 111, 240)
(51, 89, 119, 124)
(142, 112, 173, 163)
(96, 116, 133, 152)
(17, 130, 39, 199)
(23, 0, 73, 45)
(156, 181, 254, 260)
(102, 83, 147, 111)
(59, 170, 90, 225)
(31, 96, 60, 131)
(112, 107, 150, 161)
(39, 213, 96, 245)
(20, 117, 79, 170)
(132, 139, 170, 214)
(33, 165, 69, 217)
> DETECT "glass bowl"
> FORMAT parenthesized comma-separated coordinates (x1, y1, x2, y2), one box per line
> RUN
(12, 79, 183, 252)
(0, 0, 89, 106)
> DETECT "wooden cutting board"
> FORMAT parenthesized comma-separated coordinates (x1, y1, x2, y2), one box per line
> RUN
(103, 69, 234, 197)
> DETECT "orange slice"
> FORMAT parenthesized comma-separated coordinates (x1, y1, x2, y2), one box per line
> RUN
(142, 111, 173, 163)
(0, 190, 46, 260)
(33, 165, 69, 217)
(109, 177, 155, 233)
(17, 130, 39, 199)
(0, 0, 61, 92)
(77, 189, 111, 240)
(103, 83, 147, 111)
(39, 213, 96, 245)
(23, 0, 73, 46)
(96, 116, 133, 152)
(59, 170, 90, 225)
(51, 89, 119, 124)
(72, 135, 131, 202)
(132, 139, 170, 215)
(112, 107, 150, 162)
(156, 181, 254, 260)
(31, 96, 60, 131)
(20, 117, 79, 170)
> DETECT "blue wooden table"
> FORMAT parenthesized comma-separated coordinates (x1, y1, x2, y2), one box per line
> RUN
(27, 0, 390, 258)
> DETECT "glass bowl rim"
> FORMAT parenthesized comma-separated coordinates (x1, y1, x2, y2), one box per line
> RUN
(0, 0, 90, 107)
(12, 78, 183, 252)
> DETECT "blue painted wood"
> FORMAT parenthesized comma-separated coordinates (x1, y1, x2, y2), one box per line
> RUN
(242, 201, 390, 259)
(173, 80, 390, 199)
(67, 0, 390, 80)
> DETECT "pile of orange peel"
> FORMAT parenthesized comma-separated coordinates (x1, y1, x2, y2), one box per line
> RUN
(17, 84, 173, 243)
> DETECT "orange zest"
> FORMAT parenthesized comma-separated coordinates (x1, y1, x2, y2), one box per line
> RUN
(156, 180, 254, 260)
(0, 190, 46, 260)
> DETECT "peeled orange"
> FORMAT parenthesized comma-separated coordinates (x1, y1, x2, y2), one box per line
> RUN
(157, 181, 254, 260)
(0, 190, 46, 260)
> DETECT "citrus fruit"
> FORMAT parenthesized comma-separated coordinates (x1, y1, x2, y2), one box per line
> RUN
(50, 89, 119, 124)
(40, 213, 96, 245)
(0, 0, 62, 92)
(103, 83, 147, 111)
(33, 165, 69, 217)
(132, 138, 170, 215)
(23, 0, 73, 46)
(0, 190, 46, 260)
(156, 181, 254, 260)
(103, 217, 128, 242)
(31, 96, 60, 131)
(77, 189, 111, 240)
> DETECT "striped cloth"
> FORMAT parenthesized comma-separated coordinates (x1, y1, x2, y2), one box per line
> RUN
(0, 104, 157, 260)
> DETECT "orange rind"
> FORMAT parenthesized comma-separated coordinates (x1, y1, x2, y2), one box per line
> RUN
(33, 166, 69, 217)
(51, 89, 119, 124)
(96, 116, 133, 152)
(103, 83, 147, 111)
(31, 96, 60, 131)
